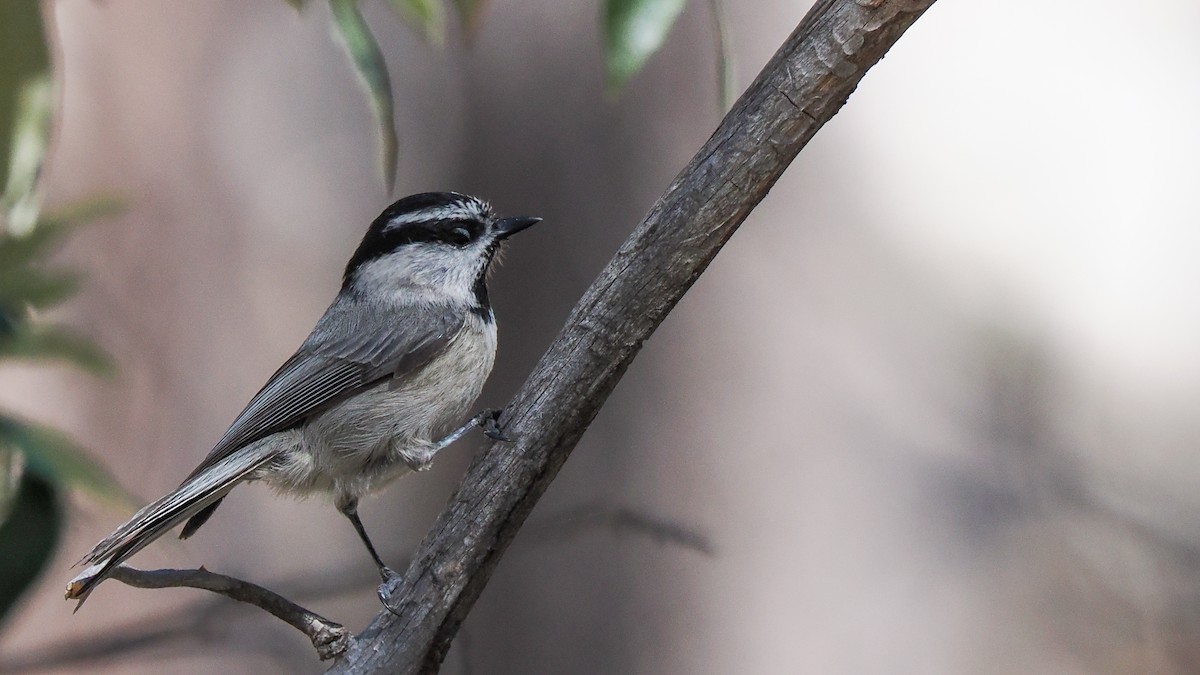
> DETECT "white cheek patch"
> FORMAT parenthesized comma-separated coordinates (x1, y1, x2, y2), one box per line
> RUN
(354, 242, 487, 304)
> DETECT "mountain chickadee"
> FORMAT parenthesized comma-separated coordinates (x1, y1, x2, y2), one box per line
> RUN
(65, 192, 541, 608)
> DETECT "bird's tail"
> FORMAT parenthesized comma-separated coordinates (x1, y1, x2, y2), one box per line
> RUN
(64, 446, 274, 607)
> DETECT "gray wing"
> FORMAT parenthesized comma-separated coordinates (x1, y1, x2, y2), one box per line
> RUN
(186, 300, 466, 479)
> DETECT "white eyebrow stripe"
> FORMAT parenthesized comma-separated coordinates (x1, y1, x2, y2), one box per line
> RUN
(384, 201, 489, 229)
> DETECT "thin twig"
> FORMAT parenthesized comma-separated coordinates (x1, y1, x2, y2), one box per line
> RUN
(329, 1, 938, 673)
(1, 563, 385, 672)
(109, 566, 351, 661)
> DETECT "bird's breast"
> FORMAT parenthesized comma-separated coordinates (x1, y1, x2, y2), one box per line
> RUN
(304, 317, 497, 457)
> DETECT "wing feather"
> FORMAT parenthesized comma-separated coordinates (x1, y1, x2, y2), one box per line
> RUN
(186, 300, 465, 480)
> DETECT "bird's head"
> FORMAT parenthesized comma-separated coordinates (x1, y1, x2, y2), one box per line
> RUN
(342, 192, 541, 312)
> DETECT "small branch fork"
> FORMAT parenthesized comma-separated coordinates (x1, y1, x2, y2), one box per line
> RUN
(108, 566, 350, 661)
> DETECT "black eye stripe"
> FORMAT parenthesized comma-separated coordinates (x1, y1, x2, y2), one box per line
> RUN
(423, 218, 483, 244)
(377, 219, 481, 247)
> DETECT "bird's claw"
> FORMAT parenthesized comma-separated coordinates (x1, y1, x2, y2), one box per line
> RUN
(478, 408, 514, 442)
(377, 566, 405, 616)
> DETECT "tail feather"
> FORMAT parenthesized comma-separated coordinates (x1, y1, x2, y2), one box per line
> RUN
(180, 497, 224, 540)
(65, 447, 274, 606)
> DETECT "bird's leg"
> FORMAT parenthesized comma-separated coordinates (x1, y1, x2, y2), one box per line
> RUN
(337, 497, 394, 581)
(399, 409, 514, 473)
(427, 408, 513, 453)
(338, 496, 407, 615)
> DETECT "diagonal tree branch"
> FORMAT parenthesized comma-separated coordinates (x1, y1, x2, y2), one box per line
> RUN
(330, 0, 937, 672)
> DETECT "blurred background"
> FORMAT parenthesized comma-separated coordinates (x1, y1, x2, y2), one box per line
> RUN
(2, 0, 1199, 672)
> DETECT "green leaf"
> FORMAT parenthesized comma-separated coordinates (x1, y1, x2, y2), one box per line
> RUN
(0, 415, 133, 506)
(602, 0, 686, 92)
(0, 196, 120, 271)
(0, 323, 114, 375)
(0, 0, 51, 208)
(451, 0, 489, 37)
(284, 0, 311, 10)
(0, 449, 20, 525)
(1, 76, 53, 234)
(37, 195, 124, 230)
(0, 196, 120, 371)
(0, 469, 61, 626)
(0, 304, 24, 340)
(0, 267, 81, 309)
(0, 221, 71, 272)
(329, 0, 398, 192)
(387, 0, 446, 46)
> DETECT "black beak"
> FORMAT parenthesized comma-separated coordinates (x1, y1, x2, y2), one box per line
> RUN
(495, 216, 542, 239)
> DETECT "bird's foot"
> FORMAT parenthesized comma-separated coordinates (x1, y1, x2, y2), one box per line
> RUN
(376, 566, 405, 616)
(478, 408, 514, 442)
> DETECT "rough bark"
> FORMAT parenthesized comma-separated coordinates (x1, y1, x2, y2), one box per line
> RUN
(329, 0, 937, 672)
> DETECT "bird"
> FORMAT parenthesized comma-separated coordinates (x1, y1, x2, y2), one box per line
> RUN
(65, 191, 541, 608)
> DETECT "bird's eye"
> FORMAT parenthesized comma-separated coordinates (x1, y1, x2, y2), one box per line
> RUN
(449, 226, 472, 246)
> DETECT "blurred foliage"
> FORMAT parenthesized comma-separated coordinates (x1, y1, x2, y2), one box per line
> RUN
(451, 0, 489, 37)
(388, 0, 447, 46)
(0, 1, 127, 626)
(298, 0, 729, 189)
(603, 0, 732, 108)
(0, 200, 120, 375)
(0, 2, 53, 234)
(0, 467, 61, 627)
(602, 0, 687, 91)
(705, 0, 733, 111)
(0, 1, 50, 195)
(0, 415, 129, 508)
(329, 0, 399, 191)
